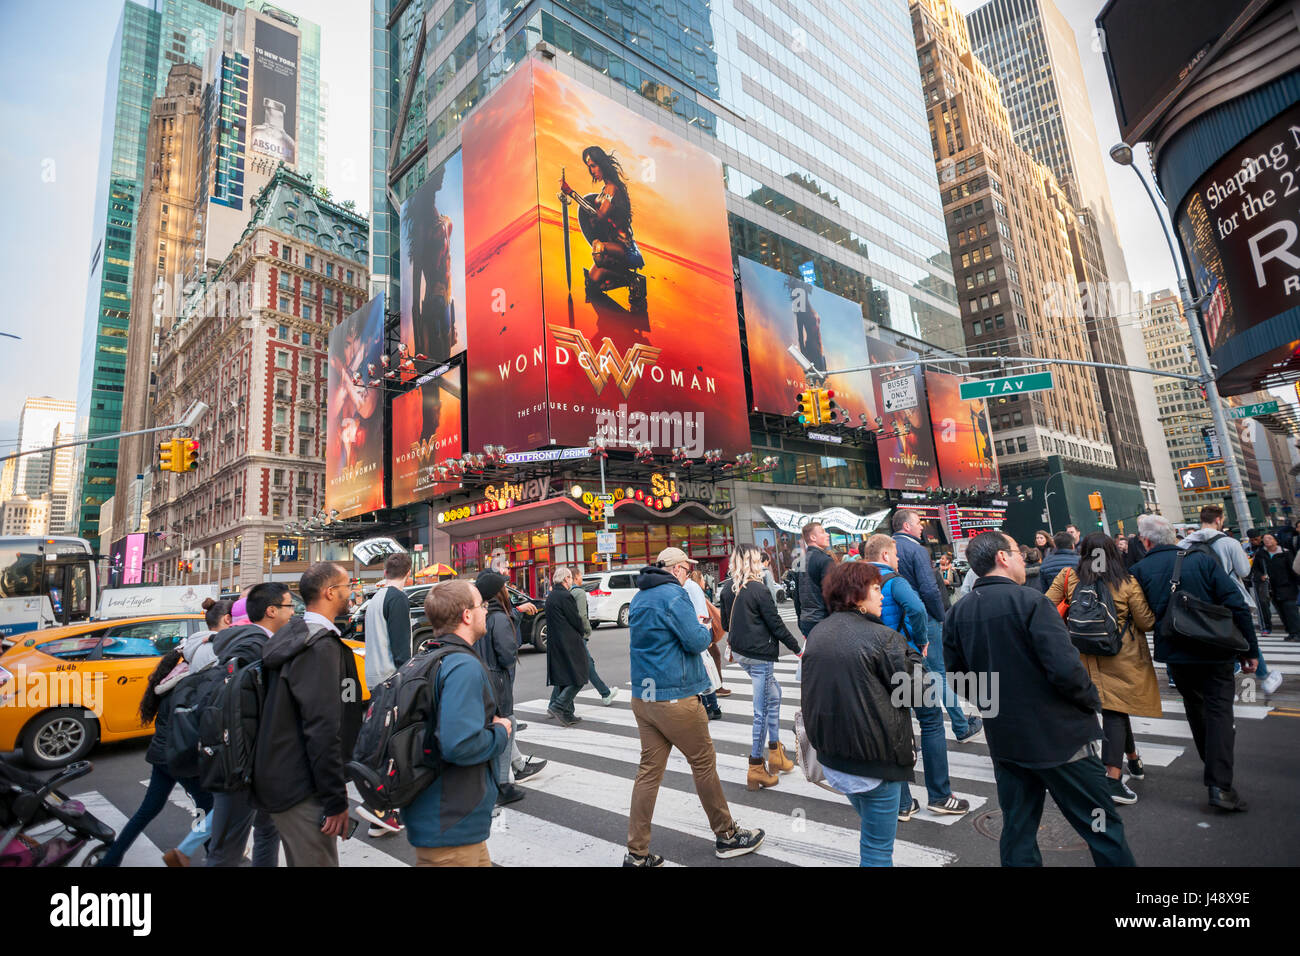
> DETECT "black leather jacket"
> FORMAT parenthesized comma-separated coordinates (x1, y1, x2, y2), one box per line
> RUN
(802, 609, 920, 780)
(719, 579, 802, 661)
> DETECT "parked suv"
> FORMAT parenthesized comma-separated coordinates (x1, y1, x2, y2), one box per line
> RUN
(581, 569, 641, 628)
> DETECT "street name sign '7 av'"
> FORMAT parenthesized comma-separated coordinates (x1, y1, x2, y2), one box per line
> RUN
(959, 371, 1054, 400)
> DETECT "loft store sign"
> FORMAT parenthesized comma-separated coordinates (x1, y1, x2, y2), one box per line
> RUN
(760, 505, 891, 536)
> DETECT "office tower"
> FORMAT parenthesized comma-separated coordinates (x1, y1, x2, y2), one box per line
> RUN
(13, 397, 76, 500)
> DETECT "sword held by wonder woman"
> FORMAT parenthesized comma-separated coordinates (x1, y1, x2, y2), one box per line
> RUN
(559, 166, 573, 293)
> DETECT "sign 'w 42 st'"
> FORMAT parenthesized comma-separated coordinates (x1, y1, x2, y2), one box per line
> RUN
(958, 371, 1054, 400)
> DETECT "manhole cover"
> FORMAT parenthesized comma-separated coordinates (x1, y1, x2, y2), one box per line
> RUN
(973, 807, 1087, 851)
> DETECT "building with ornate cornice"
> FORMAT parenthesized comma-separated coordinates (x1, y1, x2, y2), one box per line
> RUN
(146, 164, 369, 588)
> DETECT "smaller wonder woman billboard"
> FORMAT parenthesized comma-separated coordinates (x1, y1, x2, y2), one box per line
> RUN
(392, 366, 463, 507)
(327, 295, 387, 518)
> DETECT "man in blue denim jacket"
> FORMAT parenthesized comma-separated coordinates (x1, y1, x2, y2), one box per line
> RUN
(623, 548, 765, 867)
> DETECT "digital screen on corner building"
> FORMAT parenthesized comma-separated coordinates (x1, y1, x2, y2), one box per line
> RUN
(457, 62, 750, 457)
(392, 367, 463, 507)
(400, 152, 466, 368)
(925, 370, 999, 493)
(249, 18, 299, 165)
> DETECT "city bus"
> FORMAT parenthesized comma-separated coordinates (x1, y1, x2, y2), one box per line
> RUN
(0, 536, 97, 640)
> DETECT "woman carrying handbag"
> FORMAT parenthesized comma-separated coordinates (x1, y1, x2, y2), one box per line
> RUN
(719, 545, 803, 791)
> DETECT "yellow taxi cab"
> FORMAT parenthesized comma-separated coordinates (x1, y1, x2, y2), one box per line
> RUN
(0, 615, 369, 769)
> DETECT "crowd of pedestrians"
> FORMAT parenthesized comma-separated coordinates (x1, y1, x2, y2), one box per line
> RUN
(92, 500, 1276, 869)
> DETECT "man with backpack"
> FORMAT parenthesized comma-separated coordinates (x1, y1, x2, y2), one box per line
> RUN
(201, 582, 295, 867)
(796, 521, 834, 635)
(1131, 515, 1259, 812)
(400, 580, 511, 866)
(863, 535, 970, 820)
(253, 563, 363, 866)
(357, 552, 414, 837)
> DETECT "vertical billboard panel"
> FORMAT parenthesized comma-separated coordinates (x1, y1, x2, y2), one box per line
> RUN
(925, 371, 999, 493)
(738, 256, 871, 421)
(400, 151, 466, 367)
(123, 533, 146, 585)
(249, 18, 298, 165)
(392, 367, 463, 506)
(327, 294, 387, 518)
(866, 336, 938, 490)
(463, 66, 547, 452)
(534, 65, 748, 456)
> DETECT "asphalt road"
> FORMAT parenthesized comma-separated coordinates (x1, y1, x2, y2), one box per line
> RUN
(8, 621, 1299, 867)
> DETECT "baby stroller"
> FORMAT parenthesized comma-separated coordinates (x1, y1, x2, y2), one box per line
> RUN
(0, 758, 115, 867)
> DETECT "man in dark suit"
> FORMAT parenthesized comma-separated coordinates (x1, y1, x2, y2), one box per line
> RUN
(544, 566, 589, 727)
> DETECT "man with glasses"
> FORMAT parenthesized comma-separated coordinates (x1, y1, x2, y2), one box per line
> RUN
(253, 563, 363, 866)
(401, 580, 511, 866)
(945, 532, 1135, 867)
(204, 582, 294, 867)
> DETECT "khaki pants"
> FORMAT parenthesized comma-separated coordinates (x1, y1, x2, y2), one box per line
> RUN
(415, 842, 492, 867)
(270, 798, 338, 867)
(628, 696, 734, 857)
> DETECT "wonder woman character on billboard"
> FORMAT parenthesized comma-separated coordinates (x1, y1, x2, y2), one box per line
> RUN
(559, 146, 647, 306)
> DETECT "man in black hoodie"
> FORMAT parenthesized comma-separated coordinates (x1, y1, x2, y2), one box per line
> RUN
(203, 582, 295, 867)
(253, 563, 362, 867)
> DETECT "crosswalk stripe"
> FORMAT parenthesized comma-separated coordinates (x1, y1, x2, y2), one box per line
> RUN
(515, 757, 957, 866)
(515, 719, 987, 826)
(69, 790, 165, 867)
(489, 807, 682, 866)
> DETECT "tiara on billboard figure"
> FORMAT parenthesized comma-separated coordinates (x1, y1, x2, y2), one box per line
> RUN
(250, 98, 296, 164)
(558, 146, 646, 307)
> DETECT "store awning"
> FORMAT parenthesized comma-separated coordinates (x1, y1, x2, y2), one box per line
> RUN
(440, 497, 589, 537)
(610, 499, 734, 524)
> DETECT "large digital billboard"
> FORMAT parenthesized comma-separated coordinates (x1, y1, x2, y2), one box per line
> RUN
(925, 371, 998, 493)
(866, 336, 938, 491)
(327, 295, 387, 518)
(738, 256, 871, 422)
(392, 367, 463, 507)
(249, 18, 298, 165)
(1175, 102, 1300, 394)
(462, 62, 749, 457)
(400, 152, 466, 368)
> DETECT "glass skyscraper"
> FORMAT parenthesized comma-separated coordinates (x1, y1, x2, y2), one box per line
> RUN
(76, 0, 323, 548)
(371, 0, 960, 352)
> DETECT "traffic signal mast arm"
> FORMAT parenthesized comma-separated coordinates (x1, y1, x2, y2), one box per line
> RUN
(810, 353, 1203, 383)
(0, 401, 209, 465)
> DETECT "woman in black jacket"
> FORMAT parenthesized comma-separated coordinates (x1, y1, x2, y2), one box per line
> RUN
(803, 561, 921, 867)
(97, 649, 214, 866)
(719, 544, 802, 791)
(475, 572, 547, 807)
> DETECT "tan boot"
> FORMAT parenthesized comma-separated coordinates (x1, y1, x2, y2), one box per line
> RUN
(747, 756, 779, 791)
(768, 741, 794, 774)
(162, 848, 190, 867)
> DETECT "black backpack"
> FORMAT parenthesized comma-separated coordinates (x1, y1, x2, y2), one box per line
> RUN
(196, 657, 266, 793)
(165, 667, 222, 779)
(345, 641, 474, 814)
(1066, 580, 1125, 657)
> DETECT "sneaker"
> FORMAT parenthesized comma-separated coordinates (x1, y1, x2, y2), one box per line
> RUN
(601, 688, 619, 705)
(954, 715, 983, 743)
(1106, 777, 1138, 805)
(496, 783, 526, 807)
(898, 798, 920, 822)
(354, 805, 403, 836)
(622, 851, 665, 867)
(1262, 670, 1284, 695)
(927, 795, 971, 815)
(707, 706, 723, 720)
(515, 722, 528, 731)
(1125, 756, 1144, 780)
(715, 824, 765, 859)
(514, 757, 548, 782)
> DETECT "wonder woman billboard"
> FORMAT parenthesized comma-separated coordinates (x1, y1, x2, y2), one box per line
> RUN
(327, 294, 387, 518)
(738, 256, 871, 421)
(392, 366, 462, 507)
(866, 335, 938, 491)
(925, 371, 998, 492)
(400, 151, 466, 368)
(462, 62, 748, 456)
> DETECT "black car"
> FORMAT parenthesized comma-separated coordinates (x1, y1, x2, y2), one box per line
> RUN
(351, 582, 548, 653)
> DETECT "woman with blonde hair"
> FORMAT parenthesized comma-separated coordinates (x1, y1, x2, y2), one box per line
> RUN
(719, 544, 803, 790)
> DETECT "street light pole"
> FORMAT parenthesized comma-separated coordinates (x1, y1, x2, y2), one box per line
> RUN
(1109, 143, 1253, 530)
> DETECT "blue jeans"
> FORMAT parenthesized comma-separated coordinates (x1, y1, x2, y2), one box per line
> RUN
(925, 623, 970, 736)
(176, 807, 211, 858)
(846, 781, 904, 867)
(736, 656, 781, 758)
(584, 642, 611, 697)
(97, 764, 212, 867)
(901, 667, 951, 807)
(549, 684, 580, 717)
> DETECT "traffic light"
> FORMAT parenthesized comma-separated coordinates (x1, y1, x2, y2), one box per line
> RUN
(158, 440, 177, 472)
(181, 439, 199, 472)
(1088, 491, 1104, 512)
(796, 390, 819, 425)
(817, 388, 834, 424)
(588, 497, 604, 522)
